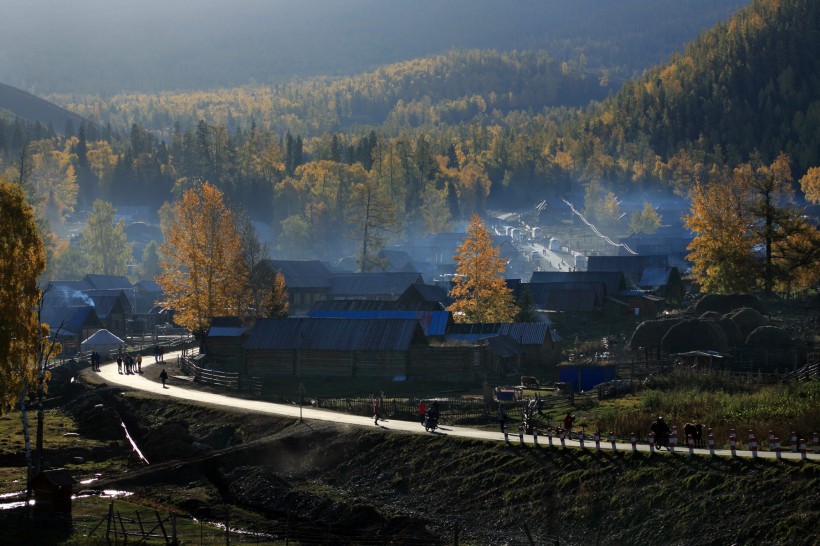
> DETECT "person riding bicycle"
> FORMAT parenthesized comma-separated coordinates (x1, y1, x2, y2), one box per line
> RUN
(651, 416, 671, 448)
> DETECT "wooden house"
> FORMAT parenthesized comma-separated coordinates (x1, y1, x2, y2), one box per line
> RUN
(244, 317, 427, 379)
(639, 266, 683, 303)
(202, 317, 248, 370)
(41, 306, 103, 354)
(308, 300, 452, 336)
(446, 322, 561, 365)
(530, 271, 626, 300)
(264, 260, 333, 315)
(328, 272, 424, 301)
(586, 255, 668, 287)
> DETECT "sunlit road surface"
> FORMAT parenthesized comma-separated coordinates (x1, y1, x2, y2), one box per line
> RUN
(93, 350, 819, 462)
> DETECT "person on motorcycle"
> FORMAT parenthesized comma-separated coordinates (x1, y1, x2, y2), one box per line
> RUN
(651, 416, 671, 449)
(425, 401, 440, 430)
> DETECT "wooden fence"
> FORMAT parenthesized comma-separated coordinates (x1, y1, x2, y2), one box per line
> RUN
(179, 356, 262, 395)
(88, 501, 178, 544)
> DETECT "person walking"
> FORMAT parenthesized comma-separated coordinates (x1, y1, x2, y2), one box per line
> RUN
(417, 400, 427, 425)
(498, 403, 508, 433)
(373, 398, 380, 425)
(117, 355, 123, 374)
(160, 368, 168, 388)
(563, 412, 576, 437)
(136, 353, 143, 374)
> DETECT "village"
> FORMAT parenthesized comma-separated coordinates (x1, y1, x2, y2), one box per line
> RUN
(43, 195, 816, 403)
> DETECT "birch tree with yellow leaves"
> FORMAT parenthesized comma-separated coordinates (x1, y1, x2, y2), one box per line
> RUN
(158, 182, 248, 336)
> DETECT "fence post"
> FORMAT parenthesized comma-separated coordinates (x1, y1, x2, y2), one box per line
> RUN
(629, 432, 637, 452)
(503, 425, 509, 443)
(791, 431, 798, 452)
(609, 432, 617, 453)
(559, 430, 566, 448)
(533, 427, 539, 447)
(749, 432, 758, 458)
(594, 431, 601, 452)
(669, 426, 677, 453)
(519, 430, 525, 445)
(813, 432, 819, 454)
(768, 430, 775, 450)
(578, 431, 585, 449)
(775, 438, 782, 460)
(800, 438, 807, 461)
(648, 432, 655, 454)
(547, 428, 553, 447)
(708, 431, 715, 457)
(729, 429, 737, 457)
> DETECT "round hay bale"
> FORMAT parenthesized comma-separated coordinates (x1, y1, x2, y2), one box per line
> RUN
(629, 318, 684, 350)
(695, 293, 767, 315)
(744, 326, 805, 368)
(699, 311, 722, 320)
(730, 307, 768, 338)
(715, 316, 744, 347)
(661, 319, 729, 354)
(745, 326, 794, 349)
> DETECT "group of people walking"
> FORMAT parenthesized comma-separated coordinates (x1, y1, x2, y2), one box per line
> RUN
(116, 352, 143, 375)
(88, 345, 169, 388)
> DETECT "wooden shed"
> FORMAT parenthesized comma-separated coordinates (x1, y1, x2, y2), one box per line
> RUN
(32, 469, 76, 520)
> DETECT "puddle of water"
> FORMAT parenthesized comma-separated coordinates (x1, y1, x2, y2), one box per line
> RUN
(74, 489, 133, 499)
(0, 499, 32, 510)
(80, 473, 103, 484)
(0, 491, 26, 500)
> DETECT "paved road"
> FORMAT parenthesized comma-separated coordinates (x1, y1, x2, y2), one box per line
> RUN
(93, 350, 819, 462)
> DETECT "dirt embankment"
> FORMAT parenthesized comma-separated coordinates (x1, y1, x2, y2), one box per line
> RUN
(57, 367, 820, 546)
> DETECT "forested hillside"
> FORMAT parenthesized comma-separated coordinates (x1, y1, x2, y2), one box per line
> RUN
(51, 50, 610, 137)
(1, 0, 744, 95)
(1, 0, 818, 288)
(586, 0, 820, 175)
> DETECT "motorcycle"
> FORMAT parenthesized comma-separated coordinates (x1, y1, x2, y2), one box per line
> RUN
(424, 413, 439, 432)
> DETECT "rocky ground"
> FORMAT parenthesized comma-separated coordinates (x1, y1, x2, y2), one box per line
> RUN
(3, 361, 819, 545)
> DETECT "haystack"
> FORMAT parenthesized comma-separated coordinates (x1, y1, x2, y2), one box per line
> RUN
(629, 318, 684, 359)
(714, 316, 744, 347)
(729, 307, 768, 338)
(661, 319, 729, 354)
(745, 326, 794, 349)
(695, 293, 767, 315)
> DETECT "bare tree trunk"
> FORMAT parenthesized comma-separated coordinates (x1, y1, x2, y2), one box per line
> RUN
(19, 373, 33, 501)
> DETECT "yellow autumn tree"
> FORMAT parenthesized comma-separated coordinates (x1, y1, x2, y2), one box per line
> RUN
(684, 169, 758, 293)
(0, 178, 46, 412)
(447, 214, 518, 323)
(158, 182, 247, 336)
(799, 166, 820, 204)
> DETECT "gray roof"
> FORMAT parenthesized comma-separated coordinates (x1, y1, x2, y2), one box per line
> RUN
(135, 279, 162, 293)
(85, 274, 133, 290)
(486, 335, 526, 358)
(265, 260, 333, 289)
(246, 317, 426, 351)
(529, 286, 600, 312)
(639, 267, 681, 288)
(378, 249, 414, 271)
(397, 283, 450, 306)
(528, 281, 605, 304)
(529, 271, 626, 297)
(41, 306, 101, 332)
(329, 272, 424, 299)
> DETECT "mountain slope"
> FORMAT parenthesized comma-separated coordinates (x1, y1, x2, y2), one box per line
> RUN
(0, 81, 87, 135)
(0, 0, 745, 94)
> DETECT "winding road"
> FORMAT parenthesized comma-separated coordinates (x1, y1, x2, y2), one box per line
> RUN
(92, 349, 819, 462)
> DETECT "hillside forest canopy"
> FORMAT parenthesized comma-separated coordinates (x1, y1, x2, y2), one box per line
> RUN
(0, 0, 817, 296)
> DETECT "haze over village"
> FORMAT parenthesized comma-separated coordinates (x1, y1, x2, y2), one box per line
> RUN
(0, 1, 818, 544)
